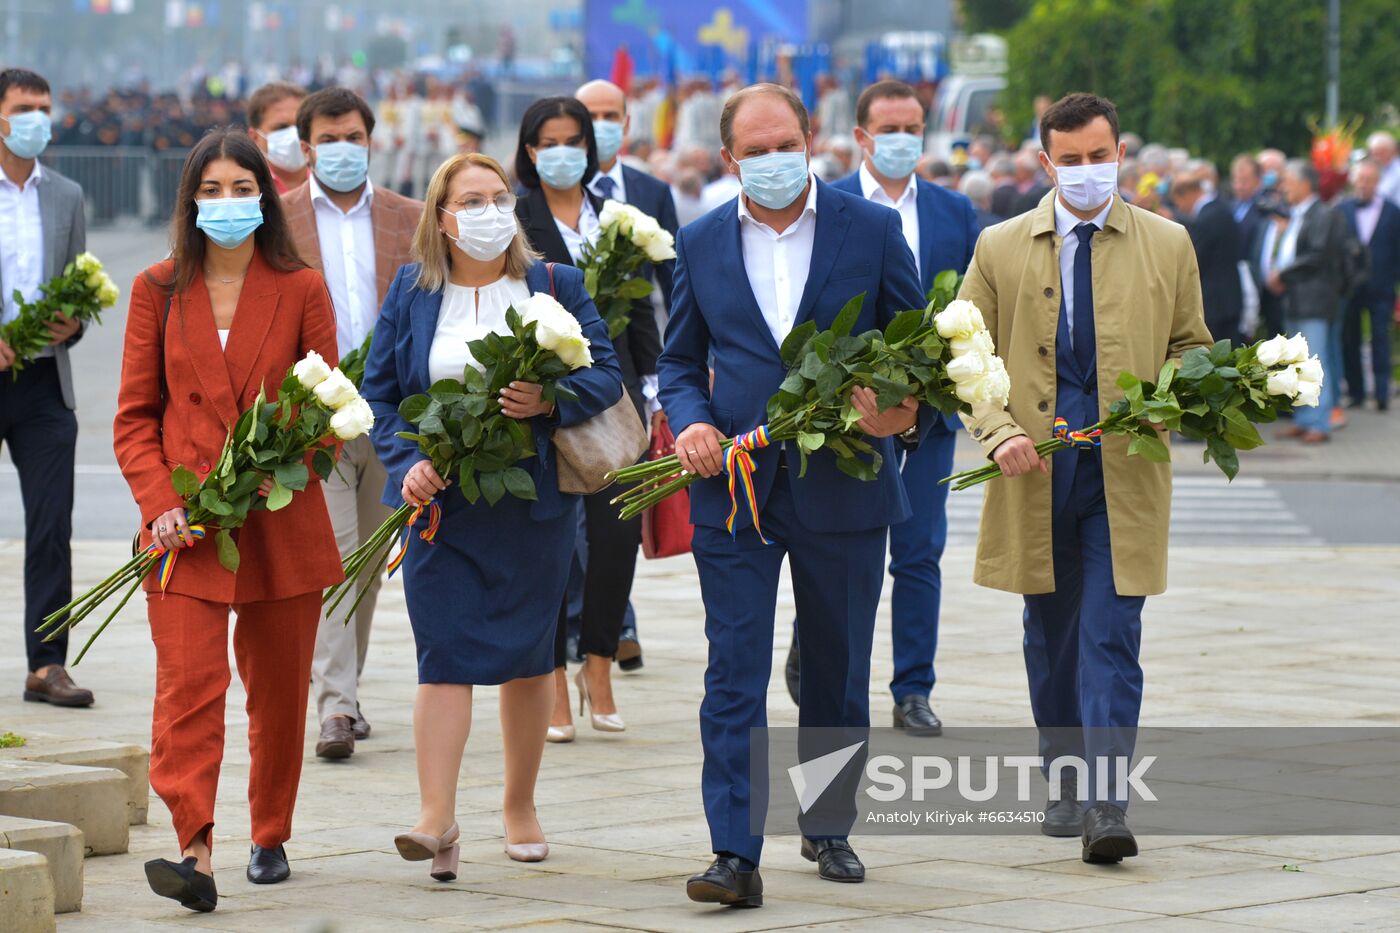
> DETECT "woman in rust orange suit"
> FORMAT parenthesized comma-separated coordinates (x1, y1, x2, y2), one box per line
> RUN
(113, 128, 343, 913)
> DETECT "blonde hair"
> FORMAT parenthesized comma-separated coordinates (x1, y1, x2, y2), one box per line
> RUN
(412, 152, 539, 292)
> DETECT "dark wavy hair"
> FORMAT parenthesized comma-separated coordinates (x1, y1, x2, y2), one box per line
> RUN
(513, 96, 598, 190)
(154, 127, 307, 293)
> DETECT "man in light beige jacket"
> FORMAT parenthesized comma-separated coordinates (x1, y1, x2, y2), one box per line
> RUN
(957, 93, 1212, 864)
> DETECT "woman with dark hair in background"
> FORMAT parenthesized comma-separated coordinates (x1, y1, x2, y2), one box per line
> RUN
(513, 96, 660, 743)
(113, 128, 342, 912)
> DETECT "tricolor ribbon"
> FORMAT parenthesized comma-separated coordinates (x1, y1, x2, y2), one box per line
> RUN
(723, 425, 772, 543)
(1053, 416, 1103, 448)
(387, 501, 441, 578)
(146, 524, 208, 593)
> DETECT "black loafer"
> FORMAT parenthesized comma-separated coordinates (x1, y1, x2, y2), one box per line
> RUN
(1082, 803, 1138, 864)
(246, 843, 290, 884)
(686, 854, 763, 907)
(145, 856, 217, 912)
(1042, 777, 1082, 837)
(353, 704, 371, 740)
(617, 627, 644, 672)
(800, 837, 865, 883)
(893, 695, 943, 736)
(784, 633, 800, 705)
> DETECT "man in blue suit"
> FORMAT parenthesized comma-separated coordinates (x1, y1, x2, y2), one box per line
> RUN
(785, 79, 979, 736)
(1339, 158, 1400, 411)
(660, 84, 928, 907)
(574, 78, 681, 671)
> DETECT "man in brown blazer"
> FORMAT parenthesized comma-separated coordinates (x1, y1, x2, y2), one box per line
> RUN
(281, 86, 424, 760)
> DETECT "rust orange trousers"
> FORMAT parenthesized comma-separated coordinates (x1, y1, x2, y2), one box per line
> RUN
(146, 590, 321, 852)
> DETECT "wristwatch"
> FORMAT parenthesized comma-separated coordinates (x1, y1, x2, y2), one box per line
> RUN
(899, 423, 920, 443)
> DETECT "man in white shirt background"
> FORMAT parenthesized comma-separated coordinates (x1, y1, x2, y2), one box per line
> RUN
(1339, 158, 1400, 411)
(281, 86, 423, 760)
(246, 81, 309, 195)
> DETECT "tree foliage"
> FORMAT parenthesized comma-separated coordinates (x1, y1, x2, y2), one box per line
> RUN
(1001, 0, 1400, 166)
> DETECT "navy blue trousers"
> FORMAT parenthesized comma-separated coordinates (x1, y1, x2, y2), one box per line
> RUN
(692, 464, 885, 865)
(1022, 449, 1145, 807)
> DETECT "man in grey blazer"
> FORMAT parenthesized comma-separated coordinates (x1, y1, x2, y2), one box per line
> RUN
(0, 68, 93, 706)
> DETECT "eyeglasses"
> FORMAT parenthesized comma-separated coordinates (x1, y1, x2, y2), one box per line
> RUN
(443, 191, 518, 217)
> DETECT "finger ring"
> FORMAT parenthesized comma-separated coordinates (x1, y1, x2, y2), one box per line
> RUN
(159, 525, 167, 531)
(686, 449, 698, 455)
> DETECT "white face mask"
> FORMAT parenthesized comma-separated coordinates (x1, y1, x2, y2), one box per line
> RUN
(442, 206, 518, 261)
(260, 126, 306, 173)
(1053, 160, 1119, 212)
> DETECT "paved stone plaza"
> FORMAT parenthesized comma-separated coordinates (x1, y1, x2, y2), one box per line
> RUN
(2, 229, 1399, 930)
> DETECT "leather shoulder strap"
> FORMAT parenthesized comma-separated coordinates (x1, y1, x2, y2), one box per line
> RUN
(546, 261, 556, 298)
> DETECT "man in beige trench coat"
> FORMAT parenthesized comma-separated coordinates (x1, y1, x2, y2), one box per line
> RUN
(957, 93, 1212, 865)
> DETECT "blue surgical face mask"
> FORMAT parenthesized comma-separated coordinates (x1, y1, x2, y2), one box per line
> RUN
(1262, 170, 1279, 189)
(737, 149, 810, 210)
(2, 111, 51, 160)
(593, 120, 624, 164)
(196, 196, 264, 250)
(868, 132, 922, 180)
(313, 141, 370, 192)
(535, 145, 588, 189)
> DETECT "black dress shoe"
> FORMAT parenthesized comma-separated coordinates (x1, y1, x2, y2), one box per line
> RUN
(784, 633, 800, 705)
(800, 837, 865, 883)
(893, 695, 943, 736)
(246, 844, 290, 884)
(1081, 803, 1138, 864)
(686, 855, 763, 907)
(617, 626, 643, 672)
(145, 856, 217, 912)
(353, 704, 371, 740)
(1042, 777, 1082, 837)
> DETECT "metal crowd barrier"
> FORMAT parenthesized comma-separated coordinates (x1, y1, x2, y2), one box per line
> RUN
(42, 147, 192, 227)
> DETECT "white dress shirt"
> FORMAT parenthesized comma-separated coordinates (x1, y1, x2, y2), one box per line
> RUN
(1053, 193, 1114, 346)
(427, 277, 532, 384)
(555, 197, 600, 264)
(588, 161, 627, 204)
(310, 174, 378, 359)
(1355, 197, 1384, 246)
(218, 329, 230, 350)
(859, 162, 920, 280)
(1277, 196, 1318, 272)
(0, 162, 45, 329)
(738, 176, 819, 346)
(1379, 158, 1400, 208)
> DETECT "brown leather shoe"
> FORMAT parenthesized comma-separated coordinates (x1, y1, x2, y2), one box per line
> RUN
(23, 666, 94, 708)
(315, 716, 355, 759)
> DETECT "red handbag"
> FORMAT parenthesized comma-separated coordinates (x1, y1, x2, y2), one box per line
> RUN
(639, 417, 694, 559)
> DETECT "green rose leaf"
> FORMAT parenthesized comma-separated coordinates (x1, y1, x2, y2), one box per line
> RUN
(274, 461, 309, 491)
(479, 469, 506, 505)
(1126, 432, 1171, 463)
(797, 431, 825, 453)
(171, 466, 200, 498)
(1178, 348, 1214, 381)
(830, 292, 866, 338)
(312, 448, 336, 482)
(502, 466, 538, 501)
(215, 528, 240, 574)
(883, 308, 924, 346)
(399, 395, 431, 421)
(779, 320, 818, 367)
(265, 479, 294, 511)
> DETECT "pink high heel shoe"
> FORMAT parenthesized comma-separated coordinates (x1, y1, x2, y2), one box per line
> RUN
(394, 821, 461, 881)
(502, 818, 548, 863)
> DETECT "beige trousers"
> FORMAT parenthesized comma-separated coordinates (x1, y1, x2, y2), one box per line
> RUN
(311, 435, 393, 723)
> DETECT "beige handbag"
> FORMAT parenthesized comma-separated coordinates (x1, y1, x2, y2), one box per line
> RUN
(543, 263, 650, 495)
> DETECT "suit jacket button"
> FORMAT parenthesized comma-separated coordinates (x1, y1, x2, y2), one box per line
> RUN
(189, 392, 201, 405)
(1083, 385, 1093, 395)
(1038, 400, 1049, 412)
(1043, 287, 1054, 298)
(973, 428, 983, 438)
(199, 459, 211, 473)
(1038, 346, 1048, 357)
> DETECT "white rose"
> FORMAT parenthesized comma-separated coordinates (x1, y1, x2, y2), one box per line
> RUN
(1293, 380, 1322, 407)
(1282, 333, 1310, 365)
(934, 300, 985, 339)
(955, 367, 1011, 405)
(519, 292, 582, 352)
(86, 270, 105, 290)
(294, 350, 334, 390)
(1295, 356, 1324, 385)
(330, 397, 375, 440)
(554, 334, 594, 370)
(1265, 365, 1299, 398)
(1255, 334, 1289, 367)
(599, 199, 634, 235)
(642, 228, 675, 262)
(97, 280, 120, 307)
(74, 252, 100, 274)
(950, 330, 995, 357)
(313, 368, 359, 409)
(945, 350, 989, 384)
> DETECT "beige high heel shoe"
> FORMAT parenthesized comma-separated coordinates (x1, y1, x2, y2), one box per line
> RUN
(393, 821, 460, 881)
(574, 667, 625, 732)
(546, 723, 576, 743)
(503, 817, 549, 862)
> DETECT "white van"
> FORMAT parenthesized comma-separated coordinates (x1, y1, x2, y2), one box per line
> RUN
(927, 74, 1005, 160)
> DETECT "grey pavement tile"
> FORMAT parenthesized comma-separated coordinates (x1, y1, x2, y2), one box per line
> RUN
(1025, 843, 1287, 882)
(1050, 866, 1382, 915)
(579, 896, 890, 933)
(1191, 892, 1400, 931)
(1199, 836, 1400, 861)
(875, 859, 1138, 898)
(918, 897, 1166, 931)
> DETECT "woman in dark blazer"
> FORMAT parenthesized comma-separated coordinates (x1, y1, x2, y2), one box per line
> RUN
(513, 96, 660, 741)
(362, 152, 622, 880)
(114, 129, 342, 911)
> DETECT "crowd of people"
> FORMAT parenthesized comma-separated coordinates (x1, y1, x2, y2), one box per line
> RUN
(3, 55, 1398, 919)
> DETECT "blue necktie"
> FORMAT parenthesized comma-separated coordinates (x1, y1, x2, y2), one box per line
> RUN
(595, 175, 616, 199)
(1073, 223, 1097, 374)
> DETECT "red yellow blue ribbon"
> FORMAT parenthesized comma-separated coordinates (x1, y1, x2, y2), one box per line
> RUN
(723, 425, 772, 543)
(146, 524, 208, 592)
(387, 501, 441, 578)
(1053, 416, 1103, 448)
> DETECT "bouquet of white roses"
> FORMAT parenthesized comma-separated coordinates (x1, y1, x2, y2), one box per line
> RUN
(2, 252, 119, 375)
(325, 293, 593, 619)
(37, 351, 372, 660)
(941, 333, 1324, 491)
(579, 199, 676, 339)
(609, 272, 1009, 527)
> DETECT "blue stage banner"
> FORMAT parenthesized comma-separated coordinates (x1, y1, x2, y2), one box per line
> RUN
(584, 0, 808, 83)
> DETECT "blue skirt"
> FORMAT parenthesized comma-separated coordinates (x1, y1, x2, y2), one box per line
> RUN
(401, 490, 573, 685)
